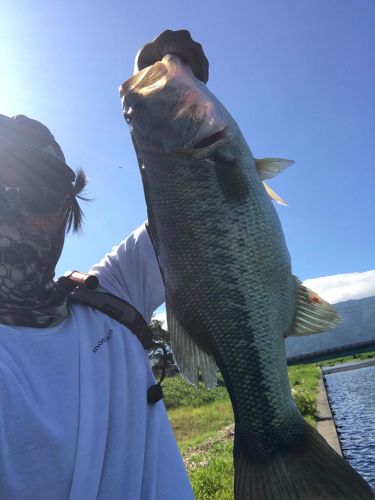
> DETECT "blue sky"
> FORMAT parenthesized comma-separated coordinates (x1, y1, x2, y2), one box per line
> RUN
(1, 0, 374, 287)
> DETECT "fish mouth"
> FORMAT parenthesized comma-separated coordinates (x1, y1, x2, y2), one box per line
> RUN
(120, 55, 230, 154)
(192, 127, 228, 149)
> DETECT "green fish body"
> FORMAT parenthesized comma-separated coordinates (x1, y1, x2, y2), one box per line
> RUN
(120, 55, 374, 499)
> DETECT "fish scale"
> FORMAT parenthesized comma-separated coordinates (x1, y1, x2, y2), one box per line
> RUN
(120, 53, 374, 499)
(142, 133, 300, 448)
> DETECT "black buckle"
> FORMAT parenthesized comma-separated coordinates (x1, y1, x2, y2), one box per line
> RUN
(147, 384, 164, 404)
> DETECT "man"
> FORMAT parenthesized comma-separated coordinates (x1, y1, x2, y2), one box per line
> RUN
(0, 30, 207, 500)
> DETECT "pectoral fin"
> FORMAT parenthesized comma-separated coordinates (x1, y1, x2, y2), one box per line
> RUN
(286, 278, 341, 337)
(214, 148, 249, 202)
(263, 182, 288, 206)
(256, 158, 295, 181)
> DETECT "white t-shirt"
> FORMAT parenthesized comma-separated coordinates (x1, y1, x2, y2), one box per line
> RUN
(0, 224, 194, 500)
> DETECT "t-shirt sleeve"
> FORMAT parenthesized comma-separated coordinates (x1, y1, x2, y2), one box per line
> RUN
(89, 223, 164, 322)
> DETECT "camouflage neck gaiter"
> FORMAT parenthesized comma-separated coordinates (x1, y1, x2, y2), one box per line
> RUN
(0, 220, 69, 328)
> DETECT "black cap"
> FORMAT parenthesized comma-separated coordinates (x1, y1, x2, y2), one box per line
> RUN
(0, 114, 76, 191)
(134, 29, 209, 84)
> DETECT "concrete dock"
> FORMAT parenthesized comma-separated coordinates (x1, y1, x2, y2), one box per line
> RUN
(316, 375, 342, 456)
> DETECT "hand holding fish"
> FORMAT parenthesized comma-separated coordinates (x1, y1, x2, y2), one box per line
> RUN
(134, 29, 209, 83)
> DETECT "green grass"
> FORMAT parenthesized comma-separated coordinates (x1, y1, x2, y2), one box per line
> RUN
(167, 362, 322, 443)
(165, 353, 375, 499)
(169, 399, 233, 451)
(187, 441, 234, 499)
(288, 363, 321, 426)
(162, 373, 228, 410)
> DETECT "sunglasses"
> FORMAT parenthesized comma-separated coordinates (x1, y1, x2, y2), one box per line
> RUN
(0, 185, 70, 215)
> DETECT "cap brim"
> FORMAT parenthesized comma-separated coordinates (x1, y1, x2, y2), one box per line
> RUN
(0, 145, 76, 192)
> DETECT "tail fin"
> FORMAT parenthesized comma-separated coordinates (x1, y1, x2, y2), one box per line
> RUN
(234, 420, 374, 500)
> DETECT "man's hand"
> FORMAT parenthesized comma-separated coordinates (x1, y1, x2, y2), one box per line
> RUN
(134, 29, 209, 83)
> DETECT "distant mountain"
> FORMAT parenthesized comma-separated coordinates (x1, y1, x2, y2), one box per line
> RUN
(285, 295, 375, 358)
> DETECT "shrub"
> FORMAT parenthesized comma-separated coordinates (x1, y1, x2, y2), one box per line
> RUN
(292, 389, 316, 417)
(163, 374, 228, 410)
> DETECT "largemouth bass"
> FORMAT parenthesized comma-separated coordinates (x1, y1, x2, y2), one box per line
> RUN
(120, 53, 374, 499)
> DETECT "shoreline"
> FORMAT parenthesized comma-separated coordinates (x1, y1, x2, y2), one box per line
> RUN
(321, 358, 375, 375)
(316, 374, 343, 456)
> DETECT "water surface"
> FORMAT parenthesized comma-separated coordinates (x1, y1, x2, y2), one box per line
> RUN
(324, 365, 375, 489)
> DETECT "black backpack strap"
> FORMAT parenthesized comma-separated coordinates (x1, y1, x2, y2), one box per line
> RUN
(68, 288, 166, 404)
(68, 288, 155, 350)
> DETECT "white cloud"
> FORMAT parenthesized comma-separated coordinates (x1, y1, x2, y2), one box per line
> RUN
(303, 270, 375, 304)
